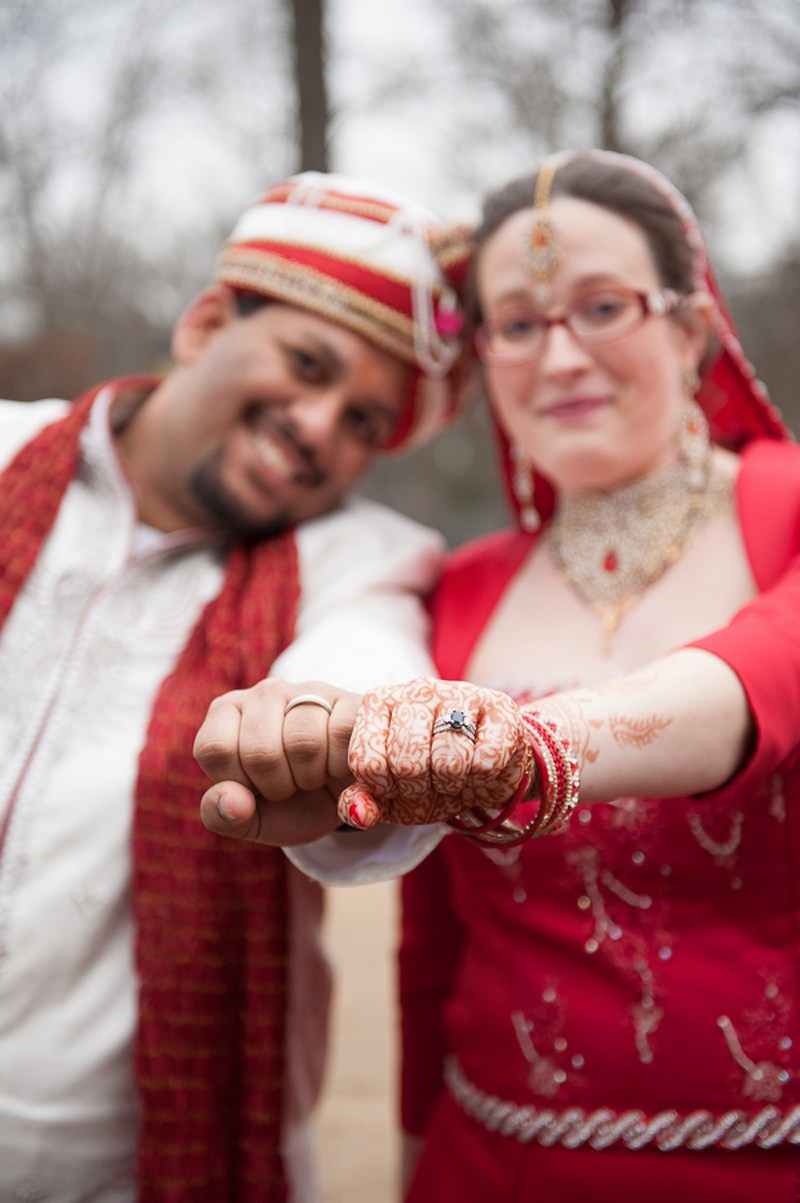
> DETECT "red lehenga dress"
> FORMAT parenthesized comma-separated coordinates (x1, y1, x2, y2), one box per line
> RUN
(400, 442, 800, 1202)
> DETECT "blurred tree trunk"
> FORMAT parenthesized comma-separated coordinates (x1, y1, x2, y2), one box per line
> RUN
(598, 0, 634, 153)
(286, 0, 330, 171)
(429, 0, 800, 217)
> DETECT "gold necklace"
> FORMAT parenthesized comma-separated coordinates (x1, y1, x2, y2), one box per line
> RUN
(545, 455, 733, 653)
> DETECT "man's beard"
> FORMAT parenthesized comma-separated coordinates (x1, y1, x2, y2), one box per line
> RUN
(189, 460, 293, 544)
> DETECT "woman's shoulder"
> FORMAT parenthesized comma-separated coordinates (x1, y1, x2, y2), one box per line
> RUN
(737, 439, 800, 507)
(739, 436, 800, 473)
(443, 526, 534, 577)
(430, 528, 537, 678)
(737, 437, 800, 588)
(434, 525, 536, 611)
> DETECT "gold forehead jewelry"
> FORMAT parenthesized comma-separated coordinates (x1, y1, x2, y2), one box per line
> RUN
(522, 157, 562, 307)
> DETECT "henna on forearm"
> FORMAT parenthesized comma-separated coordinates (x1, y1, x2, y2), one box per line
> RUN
(577, 673, 659, 697)
(609, 713, 673, 748)
(530, 674, 665, 776)
(530, 690, 678, 801)
(524, 651, 752, 802)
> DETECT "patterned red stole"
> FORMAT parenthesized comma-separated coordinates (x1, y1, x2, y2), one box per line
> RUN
(0, 379, 301, 1200)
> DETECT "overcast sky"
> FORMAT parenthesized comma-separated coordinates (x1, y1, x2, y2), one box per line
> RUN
(327, 0, 799, 273)
(4, 0, 799, 281)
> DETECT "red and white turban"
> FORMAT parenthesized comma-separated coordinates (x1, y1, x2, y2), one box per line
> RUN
(215, 172, 472, 450)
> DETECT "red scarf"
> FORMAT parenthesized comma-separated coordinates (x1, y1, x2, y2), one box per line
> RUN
(0, 379, 301, 1201)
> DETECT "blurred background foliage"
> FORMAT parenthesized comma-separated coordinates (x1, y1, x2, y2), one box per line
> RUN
(1, 0, 798, 545)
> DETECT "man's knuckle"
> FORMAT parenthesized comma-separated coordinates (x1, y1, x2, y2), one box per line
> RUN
(240, 743, 280, 778)
(194, 734, 230, 770)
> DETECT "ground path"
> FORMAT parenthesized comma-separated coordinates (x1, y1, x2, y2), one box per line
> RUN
(318, 878, 401, 1201)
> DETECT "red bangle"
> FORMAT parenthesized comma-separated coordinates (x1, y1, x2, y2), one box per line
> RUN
(521, 711, 581, 836)
(447, 766, 533, 838)
(448, 709, 580, 847)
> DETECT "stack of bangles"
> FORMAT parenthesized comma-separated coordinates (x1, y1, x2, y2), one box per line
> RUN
(447, 711, 580, 847)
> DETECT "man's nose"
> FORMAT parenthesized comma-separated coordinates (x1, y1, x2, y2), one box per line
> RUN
(287, 390, 345, 449)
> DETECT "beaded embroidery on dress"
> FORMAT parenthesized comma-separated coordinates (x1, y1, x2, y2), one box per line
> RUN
(471, 674, 799, 1132)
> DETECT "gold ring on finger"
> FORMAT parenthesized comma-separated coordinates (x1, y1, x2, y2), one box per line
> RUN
(284, 694, 334, 716)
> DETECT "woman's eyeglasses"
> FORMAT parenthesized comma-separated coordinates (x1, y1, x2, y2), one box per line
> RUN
(475, 287, 683, 366)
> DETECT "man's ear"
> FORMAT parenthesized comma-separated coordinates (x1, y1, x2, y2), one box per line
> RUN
(171, 284, 238, 365)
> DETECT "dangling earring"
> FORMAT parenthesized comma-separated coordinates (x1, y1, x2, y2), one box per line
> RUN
(511, 442, 541, 532)
(679, 368, 709, 492)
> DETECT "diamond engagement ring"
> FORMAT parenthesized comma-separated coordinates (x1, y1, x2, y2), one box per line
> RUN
(432, 709, 478, 743)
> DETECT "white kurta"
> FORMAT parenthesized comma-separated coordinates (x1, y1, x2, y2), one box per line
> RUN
(0, 391, 443, 1203)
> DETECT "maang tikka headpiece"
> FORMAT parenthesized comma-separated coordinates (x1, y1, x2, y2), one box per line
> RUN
(522, 155, 563, 307)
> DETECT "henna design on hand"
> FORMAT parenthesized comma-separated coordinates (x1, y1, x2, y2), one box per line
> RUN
(338, 677, 529, 828)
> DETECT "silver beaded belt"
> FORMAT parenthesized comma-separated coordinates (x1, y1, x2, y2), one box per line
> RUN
(444, 1056, 800, 1151)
